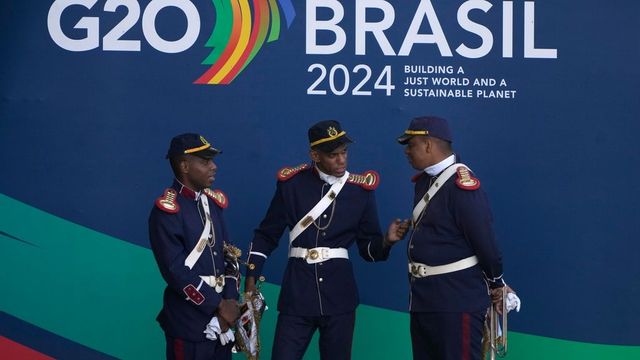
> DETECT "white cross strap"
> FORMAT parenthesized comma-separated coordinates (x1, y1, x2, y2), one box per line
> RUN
(288, 171, 349, 244)
(185, 194, 215, 269)
(412, 164, 470, 223)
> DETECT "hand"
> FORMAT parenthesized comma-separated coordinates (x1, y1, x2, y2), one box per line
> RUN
(490, 285, 515, 315)
(385, 219, 410, 245)
(217, 298, 240, 326)
(244, 276, 257, 294)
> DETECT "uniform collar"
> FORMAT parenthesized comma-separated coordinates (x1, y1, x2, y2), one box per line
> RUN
(172, 179, 201, 201)
(424, 154, 456, 176)
(315, 166, 347, 185)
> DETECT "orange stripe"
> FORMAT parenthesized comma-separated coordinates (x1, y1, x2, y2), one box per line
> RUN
(195, 0, 243, 84)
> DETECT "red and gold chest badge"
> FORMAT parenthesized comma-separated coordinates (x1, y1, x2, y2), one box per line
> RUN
(155, 188, 180, 213)
(455, 166, 480, 190)
(204, 188, 229, 208)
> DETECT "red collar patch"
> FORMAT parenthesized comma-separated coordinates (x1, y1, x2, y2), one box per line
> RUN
(455, 166, 480, 190)
(411, 172, 426, 183)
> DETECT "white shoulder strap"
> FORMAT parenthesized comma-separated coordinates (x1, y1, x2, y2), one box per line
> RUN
(185, 194, 215, 269)
(289, 171, 350, 244)
(412, 164, 469, 223)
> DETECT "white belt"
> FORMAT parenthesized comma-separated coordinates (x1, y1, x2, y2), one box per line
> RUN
(409, 256, 478, 278)
(289, 247, 349, 264)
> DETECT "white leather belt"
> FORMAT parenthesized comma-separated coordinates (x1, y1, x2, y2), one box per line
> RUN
(289, 247, 349, 264)
(409, 256, 478, 278)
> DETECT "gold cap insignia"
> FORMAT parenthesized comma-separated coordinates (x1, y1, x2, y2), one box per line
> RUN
(327, 126, 338, 137)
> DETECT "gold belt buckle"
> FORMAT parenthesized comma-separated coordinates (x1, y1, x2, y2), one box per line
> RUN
(411, 264, 420, 276)
(307, 249, 319, 260)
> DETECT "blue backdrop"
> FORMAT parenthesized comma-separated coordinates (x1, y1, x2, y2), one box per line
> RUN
(1, 0, 639, 356)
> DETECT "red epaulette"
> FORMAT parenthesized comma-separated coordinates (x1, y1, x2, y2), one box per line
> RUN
(204, 188, 229, 208)
(155, 188, 179, 214)
(277, 164, 309, 181)
(455, 166, 481, 190)
(411, 172, 425, 183)
(347, 170, 380, 190)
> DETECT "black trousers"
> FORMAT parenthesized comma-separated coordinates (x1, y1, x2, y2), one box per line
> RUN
(410, 310, 485, 360)
(272, 311, 356, 360)
(165, 335, 232, 360)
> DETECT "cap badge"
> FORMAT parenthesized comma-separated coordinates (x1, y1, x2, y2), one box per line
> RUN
(327, 126, 338, 137)
(199, 135, 209, 145)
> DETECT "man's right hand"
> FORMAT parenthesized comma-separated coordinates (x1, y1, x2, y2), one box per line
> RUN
(217, 298, 240, 328)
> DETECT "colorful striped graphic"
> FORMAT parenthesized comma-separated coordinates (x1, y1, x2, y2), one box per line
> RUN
(195, 0, 295, 85)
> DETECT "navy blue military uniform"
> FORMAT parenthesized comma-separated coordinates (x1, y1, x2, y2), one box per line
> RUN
(149, 134, 239, 360)
(245, 121, 392, 360)
(398, 117, 504, 360)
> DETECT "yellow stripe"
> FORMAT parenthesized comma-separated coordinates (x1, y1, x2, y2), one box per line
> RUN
(211, 0, 252, 83)
(310, 131, 346, 147)
(184, 144, 211, 154)
(404, 130, 429, 135)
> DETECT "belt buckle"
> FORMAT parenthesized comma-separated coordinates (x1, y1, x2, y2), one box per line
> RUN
(411, 264, 419, 276)
(307, 249, 319, 260)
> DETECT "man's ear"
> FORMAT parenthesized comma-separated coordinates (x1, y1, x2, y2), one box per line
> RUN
(179, 157, 189, 174)
(309, 149, 320, 163)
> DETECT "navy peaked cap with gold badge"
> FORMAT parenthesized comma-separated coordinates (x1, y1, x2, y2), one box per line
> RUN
(397, 116, 453, 144)
(308, 120, 353, 153)
(165, 133, 221, 159)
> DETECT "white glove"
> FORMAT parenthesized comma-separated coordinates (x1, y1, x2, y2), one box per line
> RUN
(506, 292, 521, 312)
(219, 328, 235, 345)
(204, 317, 222, 341)
(203, 316, 235, 344)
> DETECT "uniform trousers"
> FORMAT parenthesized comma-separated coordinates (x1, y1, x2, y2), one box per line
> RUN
(410, 310, 485, 360)
(272, 311, 356, 360)
(165, 335, 232, 360)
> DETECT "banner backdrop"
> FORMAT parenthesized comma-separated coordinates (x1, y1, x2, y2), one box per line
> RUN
(1, 1, 639, 358)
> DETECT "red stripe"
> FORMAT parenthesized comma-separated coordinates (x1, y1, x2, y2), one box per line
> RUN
(0, 336, 55, 360)
(462, 313, 470, 360)
(174, 338, 185, 360)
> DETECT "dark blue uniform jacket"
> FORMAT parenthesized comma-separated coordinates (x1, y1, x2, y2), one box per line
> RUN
(246, 166, 390, 316)
(149, 180, 239, 341)
(409, 167, 503, 313)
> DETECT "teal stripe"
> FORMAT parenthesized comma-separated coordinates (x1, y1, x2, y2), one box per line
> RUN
(1, 194, 638, 359)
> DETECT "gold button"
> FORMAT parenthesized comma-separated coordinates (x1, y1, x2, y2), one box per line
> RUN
(308, 249, 319, 260)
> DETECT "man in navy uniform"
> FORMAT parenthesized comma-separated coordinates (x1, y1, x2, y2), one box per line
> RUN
(149, 133, 241, 360)
(244, 120, 409, 360)
(397, 116, 515, 360)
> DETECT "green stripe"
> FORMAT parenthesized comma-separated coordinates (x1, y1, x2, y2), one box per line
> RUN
(1, 193, 638, 359)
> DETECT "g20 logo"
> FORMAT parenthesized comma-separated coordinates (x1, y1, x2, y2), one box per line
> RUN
(47, 0, 296, 84)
